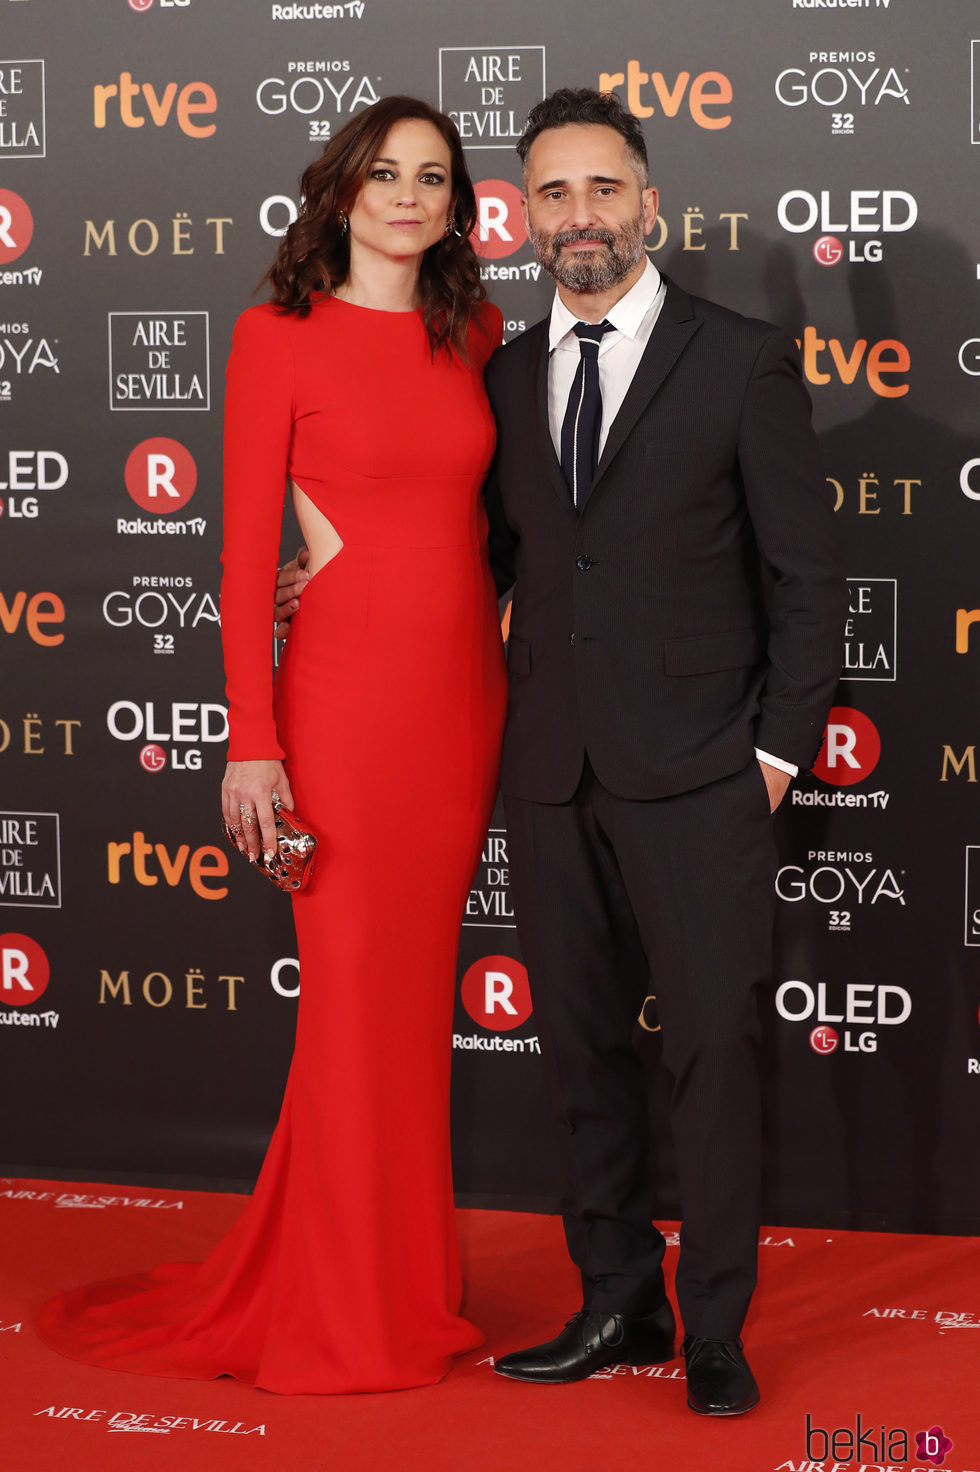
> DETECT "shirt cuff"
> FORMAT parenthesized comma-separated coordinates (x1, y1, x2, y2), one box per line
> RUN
(755, 748, 799, 779)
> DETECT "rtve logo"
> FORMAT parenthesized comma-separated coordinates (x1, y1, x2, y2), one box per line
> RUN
(460, 954, 532, 1031)
(795, 327, 909, 397)
(470, 180, 526, 261)
(107, 831, 229, 899)
(0, 932, 50, 1007)
(812, 707, 881, 786)
(93, 72, 217, 137)
(956, 607, 980, 653)
(124, 438, 197, 513)
(0, 589, 65, 646)
(599, 62, 732, 129)
(0, 188, 33, 265)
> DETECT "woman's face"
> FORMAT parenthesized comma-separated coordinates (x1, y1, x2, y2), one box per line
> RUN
(347, 118, 454, 264)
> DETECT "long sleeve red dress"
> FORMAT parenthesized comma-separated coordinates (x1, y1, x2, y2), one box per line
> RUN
(35, 294, 508, 1394)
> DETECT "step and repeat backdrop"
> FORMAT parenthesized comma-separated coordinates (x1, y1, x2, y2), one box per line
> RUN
(2, 0, 978, 1232)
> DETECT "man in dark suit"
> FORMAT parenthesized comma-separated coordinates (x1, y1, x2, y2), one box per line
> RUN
(479, 88, 844, 1416)
(275, 87, 844, 1416)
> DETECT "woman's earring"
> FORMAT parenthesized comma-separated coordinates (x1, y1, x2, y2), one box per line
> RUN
(339, 211, 349, 236)
(444, 215, 462, 239)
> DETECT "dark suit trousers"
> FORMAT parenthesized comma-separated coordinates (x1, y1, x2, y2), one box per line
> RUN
(504, 755, 778, 1340)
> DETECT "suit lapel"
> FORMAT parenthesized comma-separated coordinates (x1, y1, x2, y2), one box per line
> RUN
(592, 277, 702, 487)
(529, 322, 576, 514)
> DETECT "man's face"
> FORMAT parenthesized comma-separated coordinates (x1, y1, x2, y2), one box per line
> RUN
(521, 123, 658, 294)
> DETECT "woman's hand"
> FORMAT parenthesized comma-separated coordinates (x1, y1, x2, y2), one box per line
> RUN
(275, 546, 311, 641)
(222, 760, 294, 864)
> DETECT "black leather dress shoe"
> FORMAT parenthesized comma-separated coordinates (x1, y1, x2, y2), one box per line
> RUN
(682, 1335, 760, 1415)
(493, 1301, 676, 1384)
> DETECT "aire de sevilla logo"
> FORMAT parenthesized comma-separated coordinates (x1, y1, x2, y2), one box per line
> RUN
(124, 438, 197, 513)
(813, 707, 881, 786)
(0, 933, 50, 1006)
(0, 189, 33, 265)
(470, 180, 527, 260)
(461, 954, 532, 1030)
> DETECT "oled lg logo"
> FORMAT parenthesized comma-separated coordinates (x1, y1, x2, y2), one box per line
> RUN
(0, 450, 68, 522)
(779, 188, 916, 266)
(107, 699, 228, 773)
(128, 0, 193, 11)
(777, 978, 911, 1055)
(454, 954, 539, 1055)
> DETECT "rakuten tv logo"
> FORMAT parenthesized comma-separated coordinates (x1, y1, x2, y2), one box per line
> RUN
(470, 180, 527, 260)
(0, 189, 33, 265)
(813, 707, 881, 785)
(460, 954, 532, 1030)
(124, 438, 197, 513)
(0, 933, 50, 1006)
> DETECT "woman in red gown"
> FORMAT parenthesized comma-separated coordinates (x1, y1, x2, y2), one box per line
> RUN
(36, 97, 507, 1395)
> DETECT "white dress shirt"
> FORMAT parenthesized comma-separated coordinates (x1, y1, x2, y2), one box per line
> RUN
(546, 257, 798, 782)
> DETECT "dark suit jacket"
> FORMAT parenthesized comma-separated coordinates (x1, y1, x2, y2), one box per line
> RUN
(483, 276, 846, 804)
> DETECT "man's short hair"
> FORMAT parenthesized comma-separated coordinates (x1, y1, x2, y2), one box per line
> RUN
(517, 88, 649, 185)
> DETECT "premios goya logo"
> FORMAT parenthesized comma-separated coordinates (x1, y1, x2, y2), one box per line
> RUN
(256, 61, 379, 144)
(102, 576, 219, 655)
(775, 50, 909, 136)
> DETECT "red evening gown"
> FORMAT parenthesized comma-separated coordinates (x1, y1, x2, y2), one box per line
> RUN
(35, 296, 508, 1394)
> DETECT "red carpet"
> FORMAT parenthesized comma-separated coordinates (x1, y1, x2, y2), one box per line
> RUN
(1, 1178, 977, 1472)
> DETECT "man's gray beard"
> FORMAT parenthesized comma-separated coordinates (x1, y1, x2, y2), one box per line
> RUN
(530, 214, 646, 293)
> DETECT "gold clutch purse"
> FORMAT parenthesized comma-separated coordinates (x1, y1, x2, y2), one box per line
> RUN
(222, 795, 318, 893)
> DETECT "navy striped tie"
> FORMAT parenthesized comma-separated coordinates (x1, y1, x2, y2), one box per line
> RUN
(560, 319, 614, 511)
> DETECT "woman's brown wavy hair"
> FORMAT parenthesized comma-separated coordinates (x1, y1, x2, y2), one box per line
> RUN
(264, 95, 487, 359)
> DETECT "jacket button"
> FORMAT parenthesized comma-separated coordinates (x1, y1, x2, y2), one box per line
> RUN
(575, 554, 593, 571)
